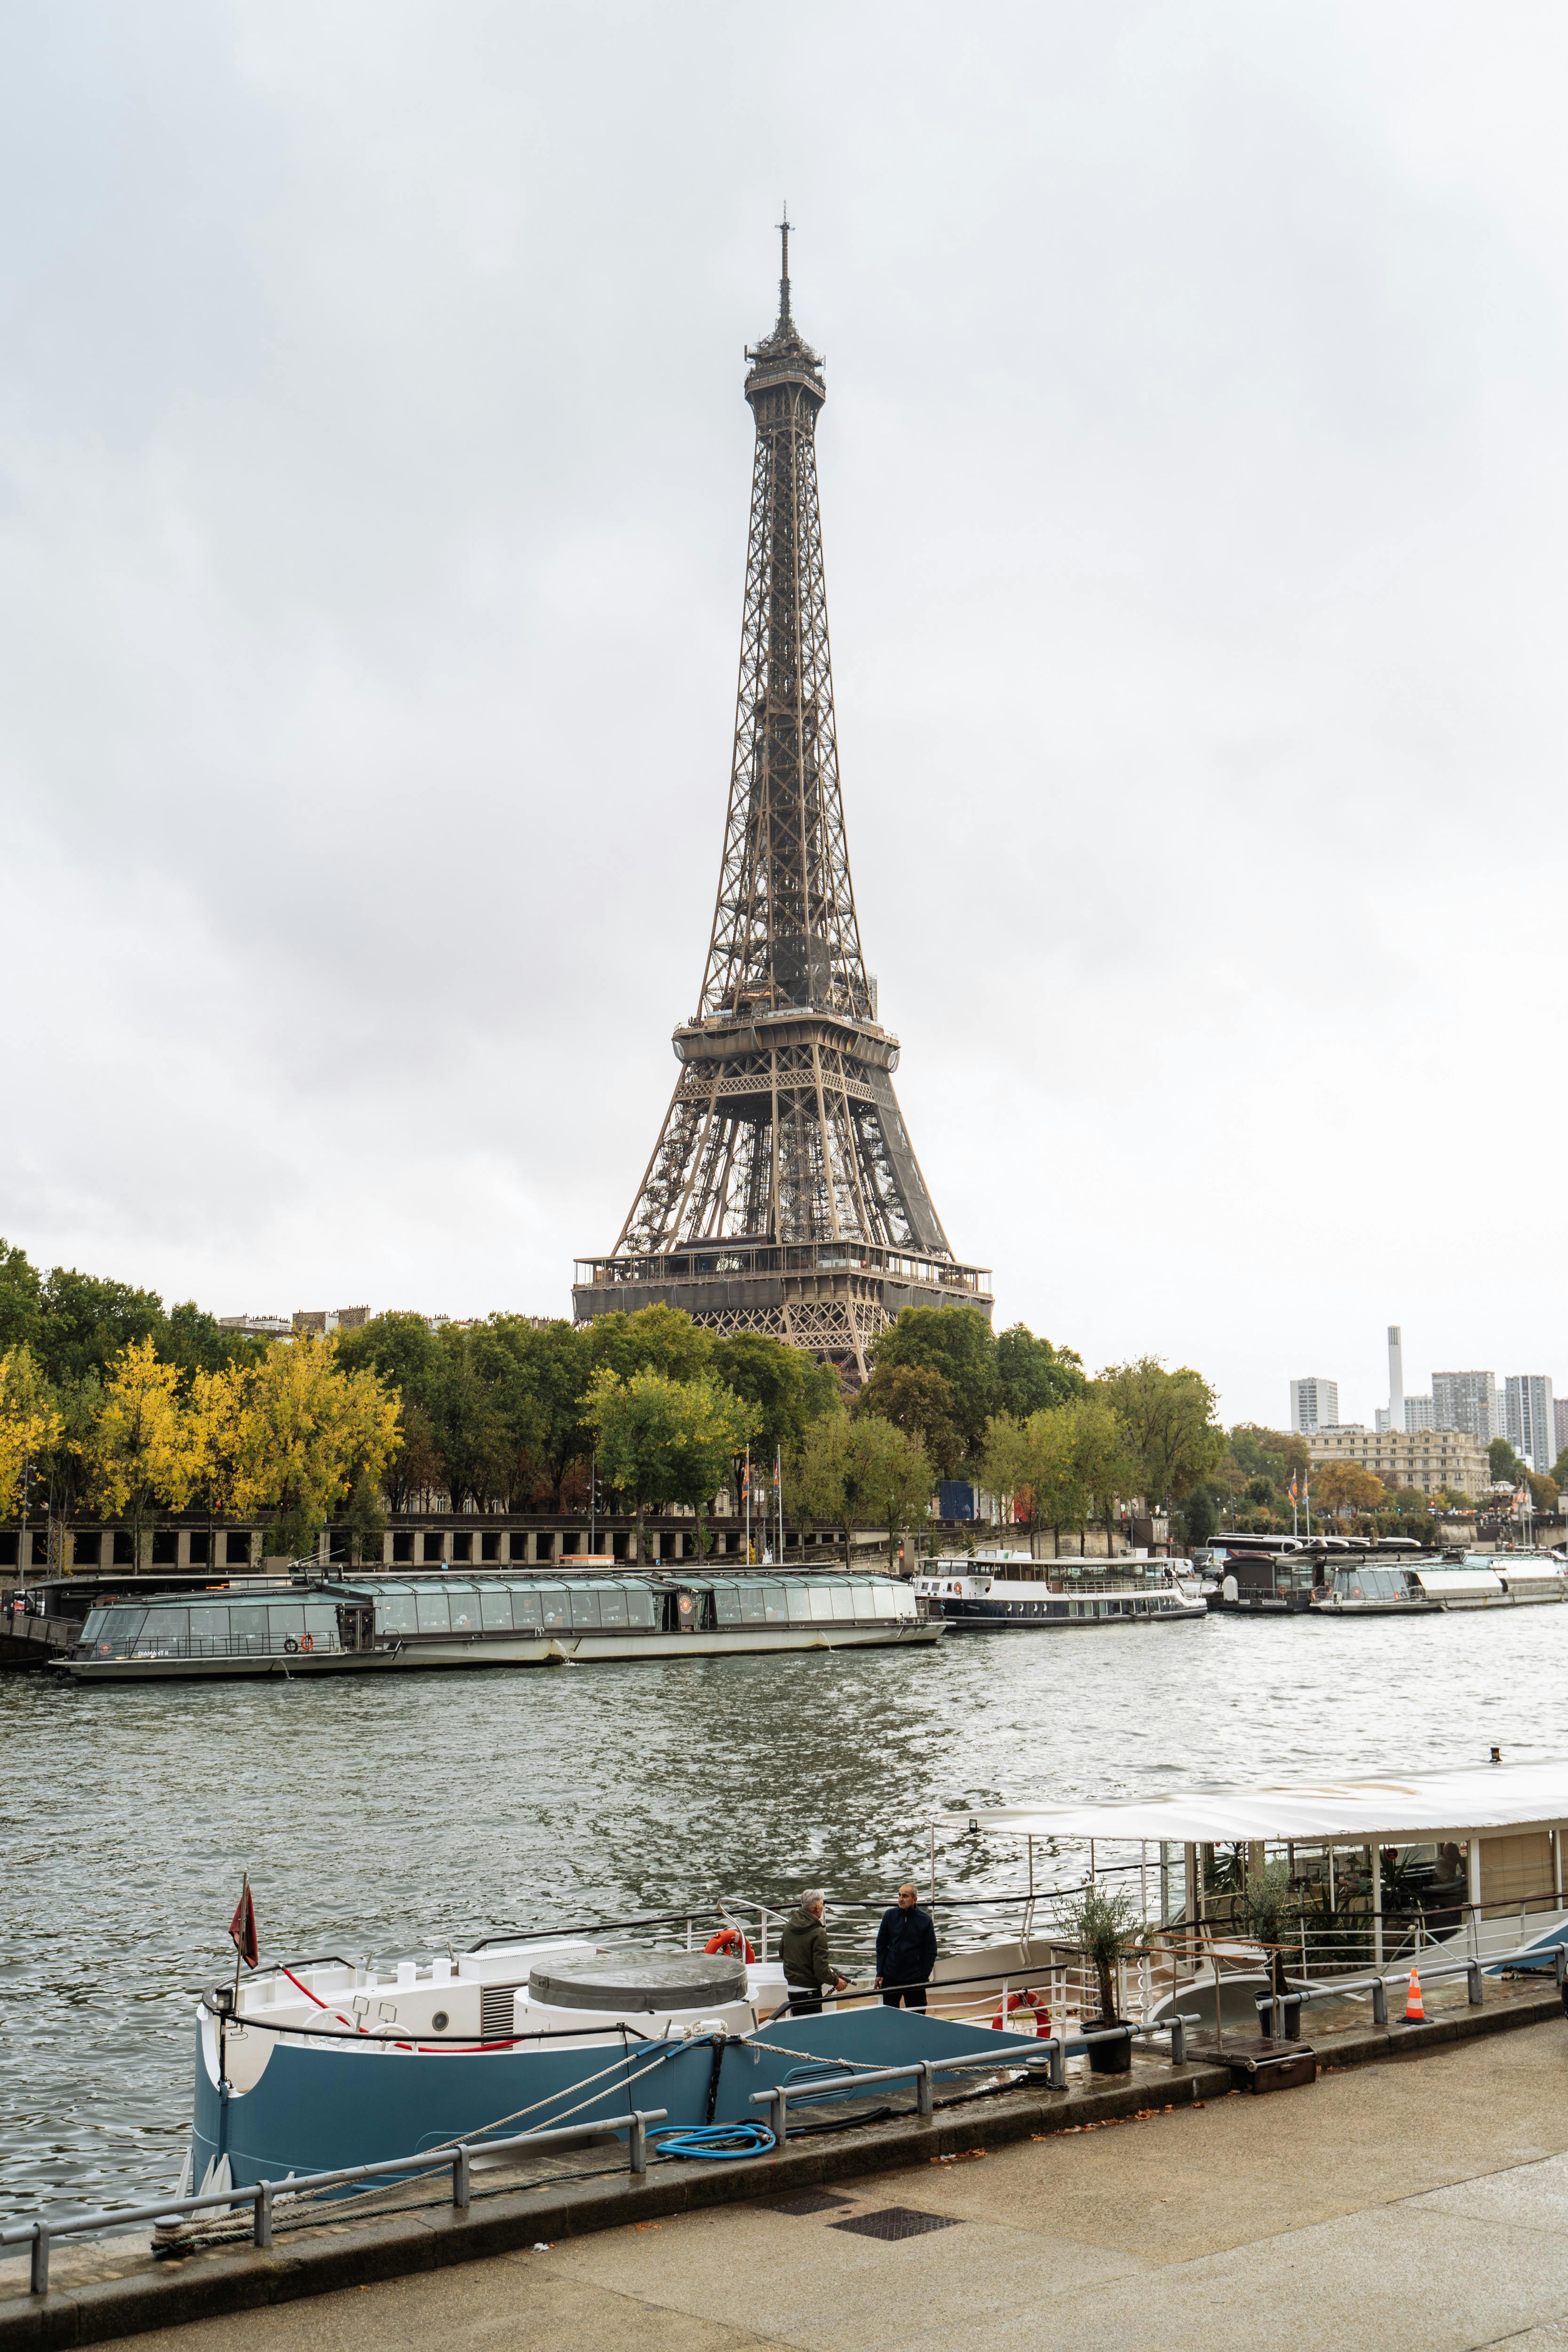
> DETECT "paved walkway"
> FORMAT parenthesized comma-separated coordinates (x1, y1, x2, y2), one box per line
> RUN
(106, 2021, 1568, 2352)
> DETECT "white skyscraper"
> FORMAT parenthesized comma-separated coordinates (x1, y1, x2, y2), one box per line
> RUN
(1404, 1396, 1435, 1431)
(1386, 1326, 1404, 1437)
(1290, 1377, 1340, 1435)
(1504, 1375, 1557, 1473)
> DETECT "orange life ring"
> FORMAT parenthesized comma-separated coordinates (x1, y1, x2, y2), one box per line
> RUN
(300, 1633, 315, 1653)
(991, 1987, 1051, 2033)
(704, 1928, 757, 1964)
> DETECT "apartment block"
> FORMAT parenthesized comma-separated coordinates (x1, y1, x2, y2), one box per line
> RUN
(1504, 1375, 1557, 1473)
(1431, 1371, 1496, 1444)
(1290, 1376, 1340, 1435)
(1307, 1425, 1488, 1500)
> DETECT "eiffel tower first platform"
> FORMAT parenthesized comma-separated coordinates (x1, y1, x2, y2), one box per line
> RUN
(573, 221, 992, 1378)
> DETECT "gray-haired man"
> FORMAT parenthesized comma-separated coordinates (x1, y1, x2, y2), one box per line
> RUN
(779, 1890, 850, 2015)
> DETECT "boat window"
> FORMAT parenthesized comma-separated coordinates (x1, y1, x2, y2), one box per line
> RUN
(538, 1586, 570, 1630)
(302, 1605, 339, 1648)
(872, 1584, 897, 1618)
(570, 1588, 601, 1629)
(761, 1582, 788, 1624)
(786, 1585, 811, 1622)
(713, 1586, 741, 1626)
(231, 1606, 269, 1650)
(415, 1593, 451, 1633)
(375, 1592, 419, 1636)
(830, 1584, 856, 1621)
(598, 1588, 629, 1629)
(191, 1607, 230, 1650)
(510, 1588, 542, 1629)
(444, 1587, 479, 1632)
(893, 1586, 916, 1618)
(139, 1608, 188, 1651)
(808, 1586, 834, 1622)
(98, 1606, 145, 1647)
(624, 1587, 657, 1628)
(480, 1589, 514, 1630)
(737, 1583, 765, 1625)
(80, 1608, 106, 1645)
(268, 1605, 305, 1637)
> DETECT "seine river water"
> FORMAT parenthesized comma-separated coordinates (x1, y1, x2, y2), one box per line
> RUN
(6, 1607, 1568, 2210)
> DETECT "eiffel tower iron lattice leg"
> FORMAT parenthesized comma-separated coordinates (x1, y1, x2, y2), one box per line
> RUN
(574, 220, 990, 1379)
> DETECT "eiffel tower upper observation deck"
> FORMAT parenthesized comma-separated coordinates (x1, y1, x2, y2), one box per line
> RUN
(573, 220, 992, 1377)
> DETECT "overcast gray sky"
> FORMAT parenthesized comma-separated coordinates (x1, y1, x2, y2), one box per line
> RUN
(2, 0, 1565, 1429)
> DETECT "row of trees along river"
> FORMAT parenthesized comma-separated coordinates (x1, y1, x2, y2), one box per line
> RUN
(4, 1233, 1537, 1563)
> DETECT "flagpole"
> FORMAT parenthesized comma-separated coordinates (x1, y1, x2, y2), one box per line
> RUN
(232, 1868, 249, 2011)
(776, 1446, 784, 1566)
(744, 1446, 751, 1565)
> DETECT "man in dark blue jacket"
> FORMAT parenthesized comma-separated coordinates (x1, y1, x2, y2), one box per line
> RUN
(875, 1883, 938, 2009)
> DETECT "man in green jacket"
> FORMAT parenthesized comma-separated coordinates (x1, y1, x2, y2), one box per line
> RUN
(779, 1891, 850, 2015)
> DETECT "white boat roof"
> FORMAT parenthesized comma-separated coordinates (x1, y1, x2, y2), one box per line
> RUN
(943, 1760, 1568, 1847)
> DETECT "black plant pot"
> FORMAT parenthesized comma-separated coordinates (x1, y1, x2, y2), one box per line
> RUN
(1084, 2017, 1133, 2074)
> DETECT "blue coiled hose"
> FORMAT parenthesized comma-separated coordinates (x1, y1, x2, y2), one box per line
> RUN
(651, 2120, 777, 2161)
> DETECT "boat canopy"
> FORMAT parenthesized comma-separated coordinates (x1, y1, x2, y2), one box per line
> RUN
(943, 1759, 1568, 1847)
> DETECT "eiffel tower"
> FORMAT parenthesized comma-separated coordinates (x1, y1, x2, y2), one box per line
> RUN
(573, 219, 992, 1377)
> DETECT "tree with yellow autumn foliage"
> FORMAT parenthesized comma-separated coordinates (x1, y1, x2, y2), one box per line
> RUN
(88, 1337, 199, 1570)
(235, 1337, 400, 1560)
(0, 1345, 63, 1520)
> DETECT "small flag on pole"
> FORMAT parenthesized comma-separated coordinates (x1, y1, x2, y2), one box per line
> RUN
(1288, 1472, 1299, 1504)
(229, 1873, 259, 1970)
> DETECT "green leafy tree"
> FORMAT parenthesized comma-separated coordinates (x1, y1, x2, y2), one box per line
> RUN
(846, 1416, 933, 1568)
(995, 1325, 1086, 1418)
(1093, 1359, 1224, 1505)
(1490, 1437, 1522, 1484)
(709, 1331, 840, 1466)
(585, 1305, 715, 1387)
(164, 1301, 266, 1377)
(869, 1306, 997, 1462)
(856, 1360, 963, 1478)
(0, 1240, 44, 1358)
(383, 1401, 446, 1512)
(783, 1410, 854, 1564)
(35, 1267, 168, 1389)
(586, 1369, 759, 1562)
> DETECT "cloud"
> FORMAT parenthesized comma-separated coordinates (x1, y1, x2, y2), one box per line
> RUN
(0, 0, 1564, 1422)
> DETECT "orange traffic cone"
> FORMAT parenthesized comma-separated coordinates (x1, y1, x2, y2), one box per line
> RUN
(1403, 1967, 1425, 2024)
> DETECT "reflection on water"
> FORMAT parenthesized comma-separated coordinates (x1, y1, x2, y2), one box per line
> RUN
(4, 1607, 1561, 2206)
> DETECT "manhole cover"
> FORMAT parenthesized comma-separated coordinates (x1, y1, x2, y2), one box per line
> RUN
(830, 2207, 963, 2242)
(756, 2190, 856, 2216)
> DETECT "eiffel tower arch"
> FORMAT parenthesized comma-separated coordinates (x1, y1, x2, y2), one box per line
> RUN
(574, 221, 992, 1379)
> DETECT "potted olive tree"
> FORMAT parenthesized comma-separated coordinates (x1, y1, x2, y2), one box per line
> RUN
(1060, 1885, 1138, 2074)
(1242, 1860, 1301, 2034)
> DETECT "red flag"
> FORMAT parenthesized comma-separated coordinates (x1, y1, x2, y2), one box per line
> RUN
(229, 1875, 259, 1970)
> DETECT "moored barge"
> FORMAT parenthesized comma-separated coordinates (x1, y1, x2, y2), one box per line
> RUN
(911, 1549, 1206, 1630)
(63, 1567, 938, 1680)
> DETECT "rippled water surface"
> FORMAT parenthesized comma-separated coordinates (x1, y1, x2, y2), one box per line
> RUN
(5, 1607, 1566, 2208)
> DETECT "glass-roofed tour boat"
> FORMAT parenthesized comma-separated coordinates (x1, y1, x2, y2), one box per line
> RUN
(62, 1566, 939, 1680)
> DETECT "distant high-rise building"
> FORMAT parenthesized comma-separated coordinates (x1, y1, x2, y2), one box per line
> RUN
(1504, 1375, 1557, 1473)
(1556, 1397, 1568, 1462)
(1386, 1326, 1404, 1436)
(1404, 1396, 1435, 1432)
(1290, 1376, 1340, 1435)
(1432, 1371, 1497, 1444)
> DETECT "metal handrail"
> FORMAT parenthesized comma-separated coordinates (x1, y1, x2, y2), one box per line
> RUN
(748, 2017, 1202, 2140)
(1, 2108, 669, 2297)
(1292, 1935, 1567, 2024)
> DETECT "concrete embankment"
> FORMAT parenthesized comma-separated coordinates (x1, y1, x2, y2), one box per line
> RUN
(2, 1982, 1560, 2351)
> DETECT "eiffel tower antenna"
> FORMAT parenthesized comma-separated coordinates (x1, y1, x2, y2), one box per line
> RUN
(574, 230, 992, 1377)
